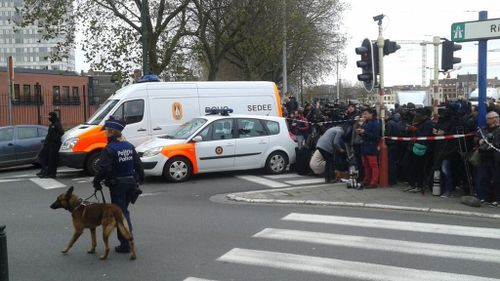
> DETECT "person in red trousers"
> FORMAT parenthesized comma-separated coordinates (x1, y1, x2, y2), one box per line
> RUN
(356, 108, 381, 188)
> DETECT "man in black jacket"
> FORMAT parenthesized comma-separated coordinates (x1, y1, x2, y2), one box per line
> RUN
(38, 112, 64, 178)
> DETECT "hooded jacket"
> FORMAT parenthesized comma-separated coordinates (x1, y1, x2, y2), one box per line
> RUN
(45, 113, 64, 145)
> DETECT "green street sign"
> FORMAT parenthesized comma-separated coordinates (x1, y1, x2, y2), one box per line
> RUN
(451, 18, 500, 42)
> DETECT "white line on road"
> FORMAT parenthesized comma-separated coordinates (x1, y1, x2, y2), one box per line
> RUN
(282, 213, 500, 239)
(264, 173, 305, 179)
(284, 178, 325, 185)
(217, 248, 499, 281)
(72, 177, 93, 181)
(57, 168, 84, 173)
(183, 277, 220, 281)
(254, 228, 500, 264)
(236, 175, 290, 188)
(30, 178, 67, 190)
(0, 179, 23, 184)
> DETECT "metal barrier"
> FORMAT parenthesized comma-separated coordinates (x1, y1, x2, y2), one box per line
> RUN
(0, 225, 8, 281)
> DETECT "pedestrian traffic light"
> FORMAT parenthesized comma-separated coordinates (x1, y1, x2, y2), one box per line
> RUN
(383, 39, 401, 56)
(355, 38, 376, 92)
(441, 40, 462, 72)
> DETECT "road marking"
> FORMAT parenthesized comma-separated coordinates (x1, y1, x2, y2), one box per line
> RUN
(57, 168, 84, 173)
(72, 177, 93, 181)
(284, 178, 325, 185)
(254, 228, 500, 264)
(217, 248, 498, 281)
(0, 179, 23, 184)
(30, 178, 67, 190)
(282, 213, 500, 239)
(264, 173, 304, 179)
(183, 277, 220, 281)
(236, 175, 290, 188)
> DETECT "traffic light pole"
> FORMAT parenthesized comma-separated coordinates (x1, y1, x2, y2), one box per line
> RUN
(376, 19, 389, 187)
(477, 11, 488, 128)
(433, 36, 440, 107)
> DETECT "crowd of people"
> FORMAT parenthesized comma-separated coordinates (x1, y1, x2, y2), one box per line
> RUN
(282, 96, 500, 207)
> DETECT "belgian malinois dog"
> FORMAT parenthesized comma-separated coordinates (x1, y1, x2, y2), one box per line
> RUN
(50, 186, 137, 260)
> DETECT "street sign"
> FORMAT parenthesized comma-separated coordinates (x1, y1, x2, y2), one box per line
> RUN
(451, 18, 500, 42)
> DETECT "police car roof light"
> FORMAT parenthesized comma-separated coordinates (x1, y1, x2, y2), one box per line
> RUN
(138, 74, 161, 83)
(205, 108, 234, 116)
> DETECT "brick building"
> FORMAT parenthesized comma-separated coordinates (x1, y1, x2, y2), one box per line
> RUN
(0, 67, 98, 128)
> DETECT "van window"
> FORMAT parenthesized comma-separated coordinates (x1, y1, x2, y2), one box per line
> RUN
(237, 118, 267, 138)
(263, 120, 280, 135)
(17, 127, 38, 139)
(86, 99, 119, 125)
(0, 128, 13, 142)
(111, 99, 144, 124)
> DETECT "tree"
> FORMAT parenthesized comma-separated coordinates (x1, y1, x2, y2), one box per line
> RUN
(225, 0, 347, 86)
(17, 0, 192, 79)
(191, 0, 253, 80)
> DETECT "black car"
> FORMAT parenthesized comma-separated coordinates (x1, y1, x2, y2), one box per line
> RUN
(0, 125, 48, 168)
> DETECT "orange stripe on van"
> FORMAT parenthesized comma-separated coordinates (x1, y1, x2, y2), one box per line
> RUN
(160, 143, 199, 174)
(274, 83, 283, 117)
(73, 125, 107, 153)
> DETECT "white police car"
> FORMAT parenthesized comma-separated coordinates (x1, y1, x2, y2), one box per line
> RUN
(136, 109, 297, 182)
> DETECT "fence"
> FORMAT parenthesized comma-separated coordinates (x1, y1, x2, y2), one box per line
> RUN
(0, 88, 98, 129)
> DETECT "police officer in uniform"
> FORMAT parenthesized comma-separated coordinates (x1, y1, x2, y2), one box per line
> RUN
(93, 118, 144, 253)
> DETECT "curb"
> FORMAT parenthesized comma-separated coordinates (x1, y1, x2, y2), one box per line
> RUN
(226, 193, 500, 220)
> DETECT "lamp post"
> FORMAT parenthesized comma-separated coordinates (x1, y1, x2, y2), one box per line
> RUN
(141, 0, 150, 75)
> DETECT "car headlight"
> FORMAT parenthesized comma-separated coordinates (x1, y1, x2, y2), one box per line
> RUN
(61, 137, 79, 151)
(142, 146, 163, 158)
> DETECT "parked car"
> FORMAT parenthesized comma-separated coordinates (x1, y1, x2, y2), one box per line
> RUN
(0, 125, 48, 168)
(137, 111, 297, 182)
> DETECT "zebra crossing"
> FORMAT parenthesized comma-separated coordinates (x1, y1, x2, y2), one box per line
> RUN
(185, 213, 500, 281)
(0, 168, 89, 190)
(236, 173, 327, 188)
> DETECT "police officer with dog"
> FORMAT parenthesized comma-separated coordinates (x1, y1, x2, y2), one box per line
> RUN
(93, 117, 144, 254)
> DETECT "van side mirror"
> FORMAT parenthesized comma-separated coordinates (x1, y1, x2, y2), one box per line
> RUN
(191, 136, 203, 143)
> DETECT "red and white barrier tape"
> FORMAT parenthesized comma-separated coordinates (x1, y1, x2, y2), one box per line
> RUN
(384, 133, 475, 141)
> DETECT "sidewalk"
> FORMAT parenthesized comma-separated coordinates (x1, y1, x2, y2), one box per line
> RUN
(226, 183, 500, 220)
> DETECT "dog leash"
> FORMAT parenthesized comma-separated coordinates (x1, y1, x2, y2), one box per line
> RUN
(84, 189, 107, 204)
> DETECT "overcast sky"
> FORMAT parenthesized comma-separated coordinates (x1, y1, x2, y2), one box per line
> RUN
(333, 0, 500, 86)
(74, 0, 500, 87)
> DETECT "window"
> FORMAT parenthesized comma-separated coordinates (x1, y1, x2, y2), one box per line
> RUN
(37, 127, 48, 138)
(23, 85, 31, 102)
(0, 128, 13, 142)
(263, 120, 280, 135)
(212, 119, 234, 140)
(13, 84, 20, 101)
(111, 100, 144, 124)
(17, 127, 38, 139)
(72, 87, 79, 103)
(62, 86, 70, 102)
(237, 118, 267, 138)
(53, 86, 60, 104)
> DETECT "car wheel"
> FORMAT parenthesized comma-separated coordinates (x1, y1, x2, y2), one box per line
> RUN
(85, 151, 101, 176)
(163, 157, 192, 183)
(265, 151, 289, 174)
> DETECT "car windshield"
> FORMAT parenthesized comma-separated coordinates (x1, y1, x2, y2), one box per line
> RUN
(163, 118, 207, 140)
(86, 99, 119, 125)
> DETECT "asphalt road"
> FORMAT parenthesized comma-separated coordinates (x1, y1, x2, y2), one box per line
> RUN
(1, 166, 500, 281)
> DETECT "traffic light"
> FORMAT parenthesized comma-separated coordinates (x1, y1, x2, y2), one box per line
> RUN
(441, 40, 462, 72)
(383, 39, 401, 56)
(355, 38, 376, 92)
